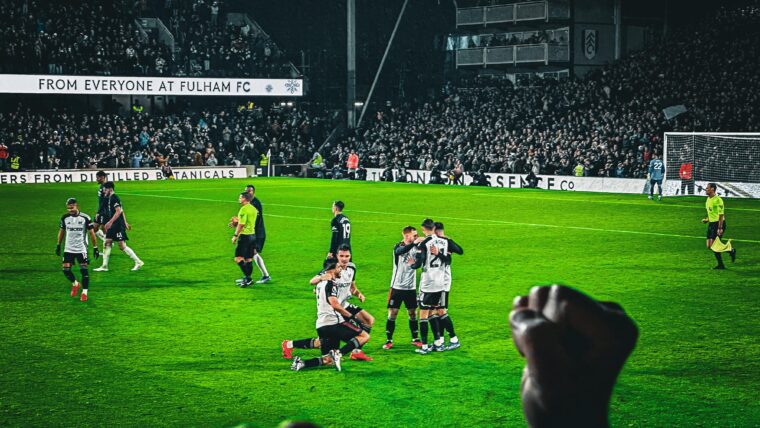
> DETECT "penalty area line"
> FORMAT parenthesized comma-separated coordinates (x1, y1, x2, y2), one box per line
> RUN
(119, 192, 760, 244)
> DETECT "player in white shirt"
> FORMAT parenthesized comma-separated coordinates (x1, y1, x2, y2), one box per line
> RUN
(383, 226, 423, 350)
(282, 245, 375, 361)
(433, 222, 463, 350)
(288, 263, 370, 372)
(410, 218, 448, 354)
(56, 198, 99, 301)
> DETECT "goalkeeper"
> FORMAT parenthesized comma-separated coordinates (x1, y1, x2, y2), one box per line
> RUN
(702, 183, 737, 269)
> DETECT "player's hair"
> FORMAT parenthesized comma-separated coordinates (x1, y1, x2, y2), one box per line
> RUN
(402, 225, 416, 234)
(707, 182, 717, 191)
(421, 218, 435, 230)
(66, 197, 77, 205)
(337, 244, 351, 253)
(246, 184, 255, 192)
(240, 192, 253, 201)
(103, 181, 115, 189)
(96, 170, 107, 178)
(433, 222, 445, 231)
(324, 262, 338, 272)
(333, 201, 345, 212)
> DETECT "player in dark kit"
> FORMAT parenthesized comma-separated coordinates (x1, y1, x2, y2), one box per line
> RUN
(325, 200, 350, 267)
(244, 185, 271, 283)
(57, 198, 99, 301)
(94, 182, 144, 272)
(93, 171, 109, 244)
(433, 222, 463, 350)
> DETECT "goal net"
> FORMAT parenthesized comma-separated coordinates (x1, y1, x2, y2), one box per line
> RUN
(663, 133, 760, 198)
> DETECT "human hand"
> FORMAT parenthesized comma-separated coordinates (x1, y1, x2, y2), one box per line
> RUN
(509, 285, 638, 428)
(232, 235, 238, 244)
(701, 218, 709, 224)
(430, 246, 439, 256)
(55, 244, 61, 256)
(125, 222, 132, 231)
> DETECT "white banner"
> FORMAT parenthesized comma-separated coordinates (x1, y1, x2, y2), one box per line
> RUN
(0, 75, 303, 96)
(365, 168, 648, 194)
(664, 180, 760, 198)
(0, 167, 248, 185)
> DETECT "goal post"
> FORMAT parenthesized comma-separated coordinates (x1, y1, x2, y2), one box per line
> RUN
(663, 132, 760, 198)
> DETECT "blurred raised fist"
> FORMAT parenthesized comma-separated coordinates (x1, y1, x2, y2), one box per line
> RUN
(509, 285, 638, 428)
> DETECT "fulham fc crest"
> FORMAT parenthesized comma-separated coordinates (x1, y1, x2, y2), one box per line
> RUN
(583, 29, 598, 60)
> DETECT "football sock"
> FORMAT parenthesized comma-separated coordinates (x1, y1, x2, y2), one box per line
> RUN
(441, 314, 456, 338)
(244, 261, 254, 278)
(339, 337, 361, 355)
(80, 268, 89, 289)
(386, 318, 396, 341)
(714, 251, 725, 267)
(63, 267, 76, 283)
(123, 246, 141, 263)
(430, 316, 441, 341)
(237, 260, 247, 276)
(102, 246, 112, 266)
(82, 288, 88, 296)
(303, 357, 323, 369)
(409, 318, 419, 340)
(419, 318, 429, 344)
(253, 254, 269, 277)
(292, 339, 315, 349)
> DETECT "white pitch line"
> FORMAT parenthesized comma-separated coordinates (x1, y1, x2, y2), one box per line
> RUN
(473, 193, 760, 212)
(119, 192, 760, 244)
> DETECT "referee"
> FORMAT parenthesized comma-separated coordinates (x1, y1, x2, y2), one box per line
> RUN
(702, 183, 737, 269)
(245, 184, 270, 283)
(232, 192, 258, 287)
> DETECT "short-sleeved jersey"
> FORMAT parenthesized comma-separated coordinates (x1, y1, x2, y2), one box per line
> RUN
(330, 214, 351, 254)
(391, 242, 417, 291)
(706, 195, 725, 223)
(252, 197, 265, 235)
(315, 279, 344, 329)
(60, 212, 93, 253)
(418, 235, 448, 293)
(97, 183, 108, 215)
(237, 203, 258, 235)
(648, 159, 665, 180)
(106, 194, 126, 230)
(320, 262, 356, 306)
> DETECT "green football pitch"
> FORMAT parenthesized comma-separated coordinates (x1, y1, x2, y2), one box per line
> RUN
(1, 177, 758, 427)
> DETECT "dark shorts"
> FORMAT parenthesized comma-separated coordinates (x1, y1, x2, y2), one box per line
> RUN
(235, 234, 256, 259)
(387, 288, 418, 310)
(707, 221, 726, 240)
(418, 291, 443, 309)
(255, 234, 266, 253)
(63, 251, 89, 265)
(317, 322, 362, 355)
(440, 291, 450, 309)
(106, 226, 128, 241)
(345, 304, 363, 316)
(94, 213, 106, 225)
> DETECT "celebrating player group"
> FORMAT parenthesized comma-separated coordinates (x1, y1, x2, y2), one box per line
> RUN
(281, 201, 464, 372)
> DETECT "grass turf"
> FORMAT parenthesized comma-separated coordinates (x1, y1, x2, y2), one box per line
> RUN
(0, 177, 758, 427)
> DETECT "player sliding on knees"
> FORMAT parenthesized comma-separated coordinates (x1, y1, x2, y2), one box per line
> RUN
(57, 198, 100, 301)
(94, 182, 143, 272)
(289, 263, 370, 372)
(384, 226, 424, 349)
(283, 245, 374, 362)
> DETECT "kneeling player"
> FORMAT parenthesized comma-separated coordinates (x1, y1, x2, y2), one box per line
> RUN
(384, 226, 422, 349)
(290, 263, 370, 372)
(56, 198, 99, 301)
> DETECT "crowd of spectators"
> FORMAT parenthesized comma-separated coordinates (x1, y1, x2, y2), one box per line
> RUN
(1, 5, 758, 182)
(0, 102, 327, 171)
(0, 0, 293, 78)
(324, 5, 760, 179)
